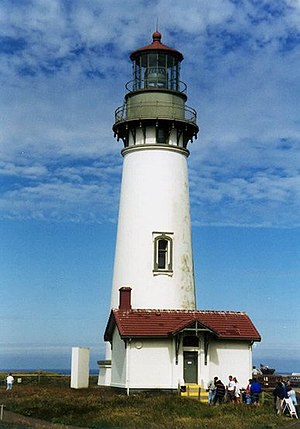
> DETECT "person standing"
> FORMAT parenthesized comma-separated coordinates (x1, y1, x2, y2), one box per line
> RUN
(252, 366, 262, 376)
(233, 377, 241, 403)
(250, 377, 262, 406)
(287, 384, 298, 407)
(207, 377, 218, 405)
(213, 379, 226, 404)
(227, 375, 236, 402)
(245, 379, 252, 405)
(6, 373, 14, 390)
(273, 381, 286, 414)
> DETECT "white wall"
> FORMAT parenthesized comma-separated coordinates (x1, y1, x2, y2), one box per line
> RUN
(109, 329, 253, 391)
(111, 334, 184, 390)
(128, 339, 176, 389)
(182, 338, 253, 389)
(208, 341, 252, 389)
(111, 146, 195, 311)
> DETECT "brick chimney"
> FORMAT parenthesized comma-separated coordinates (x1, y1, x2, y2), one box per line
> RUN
(119, 287, 132, 310)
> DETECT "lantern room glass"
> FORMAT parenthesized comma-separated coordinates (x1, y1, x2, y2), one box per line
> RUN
(133, 52, 180, 91)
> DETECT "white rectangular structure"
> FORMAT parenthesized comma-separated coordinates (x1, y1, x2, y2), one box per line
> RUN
(71, 347, 90, 389)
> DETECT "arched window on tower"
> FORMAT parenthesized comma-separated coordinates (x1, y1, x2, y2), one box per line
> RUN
(153, 232, 173, 275)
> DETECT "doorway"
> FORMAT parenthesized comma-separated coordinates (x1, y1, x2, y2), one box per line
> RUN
(183, 351, 198, 383)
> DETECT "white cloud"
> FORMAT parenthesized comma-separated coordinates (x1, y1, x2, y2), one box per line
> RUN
(0, 158, 122, 222)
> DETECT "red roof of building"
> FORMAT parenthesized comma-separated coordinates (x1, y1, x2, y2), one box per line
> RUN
(130, 31, 183, 61)
(104, 309, 261, 342)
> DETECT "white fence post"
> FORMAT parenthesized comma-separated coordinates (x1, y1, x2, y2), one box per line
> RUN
(0, 404, 5, 421)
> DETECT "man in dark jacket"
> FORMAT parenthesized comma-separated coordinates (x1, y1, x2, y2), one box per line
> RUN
(273, 381, 287, 414)
(213, 379, 226, 404)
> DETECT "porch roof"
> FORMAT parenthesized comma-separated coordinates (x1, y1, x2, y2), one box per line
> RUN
(104, 309, 261, 342)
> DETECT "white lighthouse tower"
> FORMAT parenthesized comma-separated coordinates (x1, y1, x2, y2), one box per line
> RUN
(111, 31, 199, 311)
(98, 32, 261, 391)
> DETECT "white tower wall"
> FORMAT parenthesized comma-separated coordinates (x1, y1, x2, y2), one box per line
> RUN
(111, 145, 195, 310)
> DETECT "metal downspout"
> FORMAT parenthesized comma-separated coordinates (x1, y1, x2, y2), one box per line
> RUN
(126, 338, 131, 395)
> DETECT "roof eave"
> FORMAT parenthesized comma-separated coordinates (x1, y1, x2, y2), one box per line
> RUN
(118, 333, 261, 342)
(216, 336, 261, 342)
(103, 310, 117, 342)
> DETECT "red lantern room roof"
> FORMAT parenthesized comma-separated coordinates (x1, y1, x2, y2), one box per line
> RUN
(130, 31, 184, 61)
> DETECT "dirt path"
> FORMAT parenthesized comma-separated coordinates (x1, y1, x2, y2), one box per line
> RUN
(280, 421, 300, 429)
(1, 410, 88, 429)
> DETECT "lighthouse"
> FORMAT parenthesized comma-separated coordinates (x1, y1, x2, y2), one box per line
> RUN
(111, 31, 199, 311)
(98, 32, 260, 391)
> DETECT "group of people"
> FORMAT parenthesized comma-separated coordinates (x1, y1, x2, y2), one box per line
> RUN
(207, 375, 262, 405)
(207, 376, 226, 404)
(273, 380, 298, 414)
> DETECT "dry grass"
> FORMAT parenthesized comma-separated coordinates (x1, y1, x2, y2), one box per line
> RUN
(0, 386, 293, 429)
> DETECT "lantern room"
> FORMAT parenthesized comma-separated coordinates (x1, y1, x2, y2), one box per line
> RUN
(128, 31, 184, 92)
(113, 31, 198, 149)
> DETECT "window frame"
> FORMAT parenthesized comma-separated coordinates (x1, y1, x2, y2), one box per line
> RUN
(153, 232, 173, 275)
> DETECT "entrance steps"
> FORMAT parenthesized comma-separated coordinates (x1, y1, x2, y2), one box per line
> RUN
(180, 384, 209, 403)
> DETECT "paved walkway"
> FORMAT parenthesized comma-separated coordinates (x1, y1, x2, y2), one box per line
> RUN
(280, 420, 300, 429)
(1, 410, 88, 429)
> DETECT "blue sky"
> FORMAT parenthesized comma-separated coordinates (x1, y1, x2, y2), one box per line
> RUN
(0, 0, 299, 372)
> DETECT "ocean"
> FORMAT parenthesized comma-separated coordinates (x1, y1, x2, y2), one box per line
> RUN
(0, 369, 99, 375)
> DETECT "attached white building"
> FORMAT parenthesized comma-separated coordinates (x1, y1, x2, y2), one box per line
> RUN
(100, 287, 260, 392)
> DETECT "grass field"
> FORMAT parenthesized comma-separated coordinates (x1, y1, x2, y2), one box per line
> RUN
(0, 385, 294, 429)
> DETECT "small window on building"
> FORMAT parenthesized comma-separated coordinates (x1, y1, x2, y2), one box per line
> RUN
(153, 232, 173, 275)
(183, 335, 199, 347)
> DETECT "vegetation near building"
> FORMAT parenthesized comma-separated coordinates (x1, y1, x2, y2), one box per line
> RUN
(0, 385, 292, 429)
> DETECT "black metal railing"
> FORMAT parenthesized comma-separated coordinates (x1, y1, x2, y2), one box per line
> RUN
(125, 79, 187, 93)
